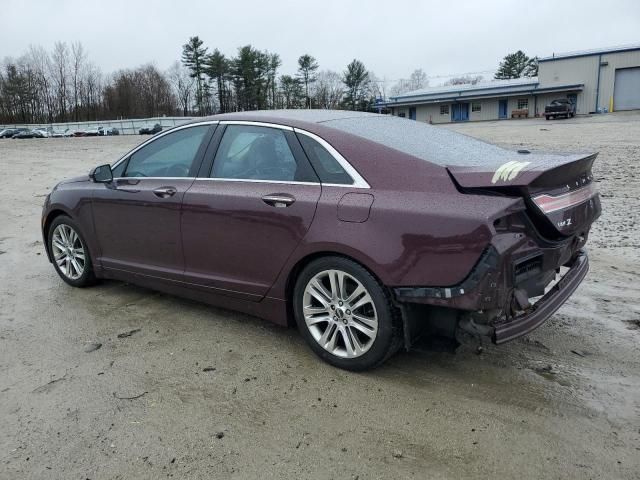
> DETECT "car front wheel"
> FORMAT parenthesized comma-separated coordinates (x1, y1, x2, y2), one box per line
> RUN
(48, 216, 96, 287)
(293, 257, 401, 371)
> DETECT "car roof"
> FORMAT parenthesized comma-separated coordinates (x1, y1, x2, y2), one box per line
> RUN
(196, 109, 587, 169)
(199, 110, 514, 167)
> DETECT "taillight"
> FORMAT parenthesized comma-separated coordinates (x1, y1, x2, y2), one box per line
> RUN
(532, 183, 598, 214)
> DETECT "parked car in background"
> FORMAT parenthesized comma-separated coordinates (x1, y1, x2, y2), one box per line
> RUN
(41, 111, 601, 370)
(139, 123, 162, 135)
(0, 128, 28, 138)
(12, 129, 39, 139)
(102, 127, 120, 136)
(33, 128, 50, 138)
(83, 126, 104, 137)
(545, 99, 576, 119)
(51, 129, 74, 138)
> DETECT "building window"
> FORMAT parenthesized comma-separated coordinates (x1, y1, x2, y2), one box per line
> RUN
(472, 102, 481, 112)
(517, 98, 529, 110)
(440, 104, 449, 115)
(398, 112, 406, 118)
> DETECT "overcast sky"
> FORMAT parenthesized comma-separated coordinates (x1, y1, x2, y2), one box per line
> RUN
(1, 0, 639, 85)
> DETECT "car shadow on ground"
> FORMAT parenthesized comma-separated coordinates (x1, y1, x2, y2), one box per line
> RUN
(84, 279, 568, 414)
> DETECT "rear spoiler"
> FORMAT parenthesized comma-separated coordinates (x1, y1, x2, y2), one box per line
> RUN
(446, 153, 597, 189)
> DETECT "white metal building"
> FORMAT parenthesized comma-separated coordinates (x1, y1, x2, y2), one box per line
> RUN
(385, 44, 640, 123)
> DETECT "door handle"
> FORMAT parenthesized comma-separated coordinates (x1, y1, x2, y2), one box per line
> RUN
(262, 194, 295, 208)
(153, 187, 177, 198)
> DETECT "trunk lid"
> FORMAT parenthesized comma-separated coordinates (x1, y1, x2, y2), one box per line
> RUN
(447, 152, 601, 237)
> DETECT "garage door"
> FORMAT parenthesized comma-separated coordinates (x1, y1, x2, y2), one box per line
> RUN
(614, 67, 640, 111)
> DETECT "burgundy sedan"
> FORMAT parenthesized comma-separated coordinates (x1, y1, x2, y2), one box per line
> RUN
(42, 111, 601, 370)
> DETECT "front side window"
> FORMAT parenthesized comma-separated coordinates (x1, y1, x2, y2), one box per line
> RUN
(517, 98, 529, 110)
(123, 125, 209, 178)
(211, 125, 315, 182)
(297, 134, 353, 185)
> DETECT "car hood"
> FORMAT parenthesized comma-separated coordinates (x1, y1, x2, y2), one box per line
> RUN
(57, 175, 90, 186)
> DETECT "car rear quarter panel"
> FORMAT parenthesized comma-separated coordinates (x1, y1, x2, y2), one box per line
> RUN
(261, 128, 529, 300)
(267, 183, 524, 301)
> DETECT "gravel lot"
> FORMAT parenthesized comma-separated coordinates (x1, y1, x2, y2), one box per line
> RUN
(1, 113, 639, 479)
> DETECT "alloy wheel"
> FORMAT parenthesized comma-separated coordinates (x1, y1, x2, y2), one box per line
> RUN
(51, 224, 86, 280)
(302, 269, 378, 358)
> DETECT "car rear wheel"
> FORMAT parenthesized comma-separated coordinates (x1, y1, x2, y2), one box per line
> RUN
(293, 256, 401, 371)
(48, 216, 96, 287)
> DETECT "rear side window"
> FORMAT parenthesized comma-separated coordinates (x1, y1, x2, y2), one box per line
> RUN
(124, 125, 209, 178)
(297, 134, 353, 185)
(211, 125, 317, 182)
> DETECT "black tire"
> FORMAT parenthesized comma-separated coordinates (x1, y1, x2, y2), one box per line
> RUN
(545, 116, 550, 120)
(293, 256, 402, 371)
(47, 215, 97, 287)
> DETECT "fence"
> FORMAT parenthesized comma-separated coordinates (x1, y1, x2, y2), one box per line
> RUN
(0, 116, 197, 135)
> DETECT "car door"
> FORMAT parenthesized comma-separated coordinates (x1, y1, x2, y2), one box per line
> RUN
(181, 122, 321, 300)
(92, 123, 215, 280)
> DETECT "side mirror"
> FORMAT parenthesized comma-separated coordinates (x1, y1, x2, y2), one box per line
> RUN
(90, 164, 113, 183)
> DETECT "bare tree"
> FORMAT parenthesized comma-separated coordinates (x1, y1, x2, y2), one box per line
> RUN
(390, 68, 429, 97)
(443, 75, 484, 86)
(25, 45, 54, 121)
(82, 61, 103, 120)
(50, 41, 69, 121)
(70, 42, 86, 121)
(408, 69, 428, 90)
(313, 70, 343, 109)
(368, 72, 386, 101)
(168, 61, 194, 116)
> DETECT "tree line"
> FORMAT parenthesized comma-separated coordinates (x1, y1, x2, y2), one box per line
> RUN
(180, 36, 383, 115)
(0, 37, 539, 125)
(0, 38, 386, 124)
(0, 42, 179, 124)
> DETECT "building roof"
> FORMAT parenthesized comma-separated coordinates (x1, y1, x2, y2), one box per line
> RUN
(539, 43, 640, 62)
(389, 78, 539, 102)
(384, 78, 583, 106)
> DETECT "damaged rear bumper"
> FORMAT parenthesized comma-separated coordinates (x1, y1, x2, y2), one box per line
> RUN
(393, 247, 589, 346)
(492, 250, 588, 343)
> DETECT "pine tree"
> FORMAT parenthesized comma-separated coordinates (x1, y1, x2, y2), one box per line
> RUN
(297, 54, 319, 109)
(494, 51, 538, 79)
(205, 49, 229, 113)
(279, 75, 304, 108)
(342, 59, 370, 111)
(267, 53, 281, 109)
(181, 36, 208, 115)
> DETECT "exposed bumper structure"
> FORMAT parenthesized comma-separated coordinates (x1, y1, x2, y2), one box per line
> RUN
(492, 250, 588, 344)
(393, 246, 589, 346)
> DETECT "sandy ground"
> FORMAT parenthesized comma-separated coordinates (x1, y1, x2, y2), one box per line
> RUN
(0, 114, 639, 480)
